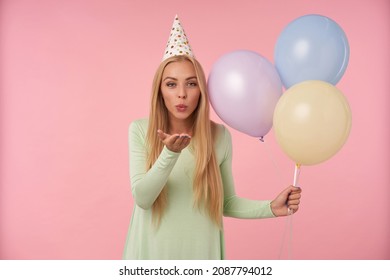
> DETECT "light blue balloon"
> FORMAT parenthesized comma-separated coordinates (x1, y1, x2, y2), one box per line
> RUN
(275, 14, 349, 88)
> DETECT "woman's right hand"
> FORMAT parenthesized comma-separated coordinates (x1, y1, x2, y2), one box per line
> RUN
(157, 130, 191, 153)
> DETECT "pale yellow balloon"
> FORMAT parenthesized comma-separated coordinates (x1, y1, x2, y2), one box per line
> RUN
(273, 80, 352, 165)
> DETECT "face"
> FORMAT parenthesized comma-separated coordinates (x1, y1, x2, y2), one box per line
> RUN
(160, 59, 201, 123)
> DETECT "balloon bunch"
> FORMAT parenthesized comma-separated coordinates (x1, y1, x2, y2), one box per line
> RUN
(208, 14, 352, 184)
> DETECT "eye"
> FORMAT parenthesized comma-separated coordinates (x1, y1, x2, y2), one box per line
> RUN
(187, 81, 198, 87)
(166, 82, 176, 88)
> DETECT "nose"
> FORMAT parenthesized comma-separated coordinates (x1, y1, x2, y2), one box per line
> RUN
(178, 85, 187, 99)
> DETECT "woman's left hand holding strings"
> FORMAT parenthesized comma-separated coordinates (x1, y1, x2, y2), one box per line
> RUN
(270, 186, 302, 216)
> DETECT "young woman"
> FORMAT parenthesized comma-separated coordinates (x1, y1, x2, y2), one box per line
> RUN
(123, 16, 301, 260)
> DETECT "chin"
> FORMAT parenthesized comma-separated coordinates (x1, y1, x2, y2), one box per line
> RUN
(176, 114, 191, 120)
(171, 111, 194, 121)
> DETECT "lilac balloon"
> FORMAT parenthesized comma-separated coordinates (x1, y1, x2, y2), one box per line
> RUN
(208, 50, 282, 138)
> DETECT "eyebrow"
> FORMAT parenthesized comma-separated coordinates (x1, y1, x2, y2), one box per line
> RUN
(163, 76, 197, 81)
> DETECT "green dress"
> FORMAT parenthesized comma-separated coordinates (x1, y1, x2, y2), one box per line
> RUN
(123, 119, 275, 260)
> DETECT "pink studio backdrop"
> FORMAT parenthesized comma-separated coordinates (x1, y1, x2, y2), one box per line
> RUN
(1, 0, 389, 259)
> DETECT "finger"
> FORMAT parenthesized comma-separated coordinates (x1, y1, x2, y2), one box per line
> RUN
(174, 135, 187, 146)
(180, 136, 191, 148)
(165, 134, 180, 145)
(289, 193, 301, 200)
(288, 205, 299, 213)
(179, 134, 191, 144)
(177, 134, 191, 143)
(288, 189, 301, 200)
(287, 199, 300, 207)
(291, 187, 302, 193)
(157, 130, 170, 141)
(288, 203, 299, 209)
(282, 186, 295, 198)
(290, 190, 301, 195)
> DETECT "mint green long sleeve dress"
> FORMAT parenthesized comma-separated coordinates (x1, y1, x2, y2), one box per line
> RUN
(123, 118, 275, 260)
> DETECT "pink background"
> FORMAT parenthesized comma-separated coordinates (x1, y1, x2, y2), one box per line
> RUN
(1, 0, 389, 259)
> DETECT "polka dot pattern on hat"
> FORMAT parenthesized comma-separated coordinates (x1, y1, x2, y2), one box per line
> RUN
(162, 15, 194, 61)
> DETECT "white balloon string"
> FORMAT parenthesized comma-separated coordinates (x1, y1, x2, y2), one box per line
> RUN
(288, 208, 293, 259)
(260, 139, 294, 259)
(260, 139, 288, 186)
(278, 164, 301, 259)
(286, 164, 301, 259)
(278, 207, 294, 259)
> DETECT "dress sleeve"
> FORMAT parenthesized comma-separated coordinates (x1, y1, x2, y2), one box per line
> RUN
(129, 120, 180, 209)
(220, 127, 276, 219)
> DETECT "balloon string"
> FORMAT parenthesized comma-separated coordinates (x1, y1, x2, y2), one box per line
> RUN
(288, 208, 293, 259)
(259, 139, 294, 259)
(277, 164, 301, 259)
(259, 139, 288, 186)
(278, 207, 294, 259)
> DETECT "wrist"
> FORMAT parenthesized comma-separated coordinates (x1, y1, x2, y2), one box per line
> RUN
(165, 145, 181, 154)
(270, 201, 283, 217)
(270, 201, 278, 217)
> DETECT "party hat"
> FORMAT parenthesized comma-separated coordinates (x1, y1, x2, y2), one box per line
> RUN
(162, 15, 194, 61)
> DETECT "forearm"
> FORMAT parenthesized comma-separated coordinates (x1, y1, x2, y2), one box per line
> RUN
(223, 195, 276, 219)
(131, 146, 180, 209)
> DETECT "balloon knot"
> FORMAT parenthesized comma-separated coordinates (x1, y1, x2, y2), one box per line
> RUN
(259, 137, 264, 142)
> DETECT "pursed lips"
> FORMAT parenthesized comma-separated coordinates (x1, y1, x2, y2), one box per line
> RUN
(175, 104, 188, 112)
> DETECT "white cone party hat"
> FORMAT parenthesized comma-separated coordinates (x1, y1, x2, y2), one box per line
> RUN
(162, 15, 194, 61)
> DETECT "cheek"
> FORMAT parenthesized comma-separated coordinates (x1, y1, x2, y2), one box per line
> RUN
(161, 92, 172, 106)
(190, 91, 201, 105)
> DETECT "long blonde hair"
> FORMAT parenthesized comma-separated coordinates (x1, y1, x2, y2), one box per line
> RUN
(146, 55, 223, 227)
